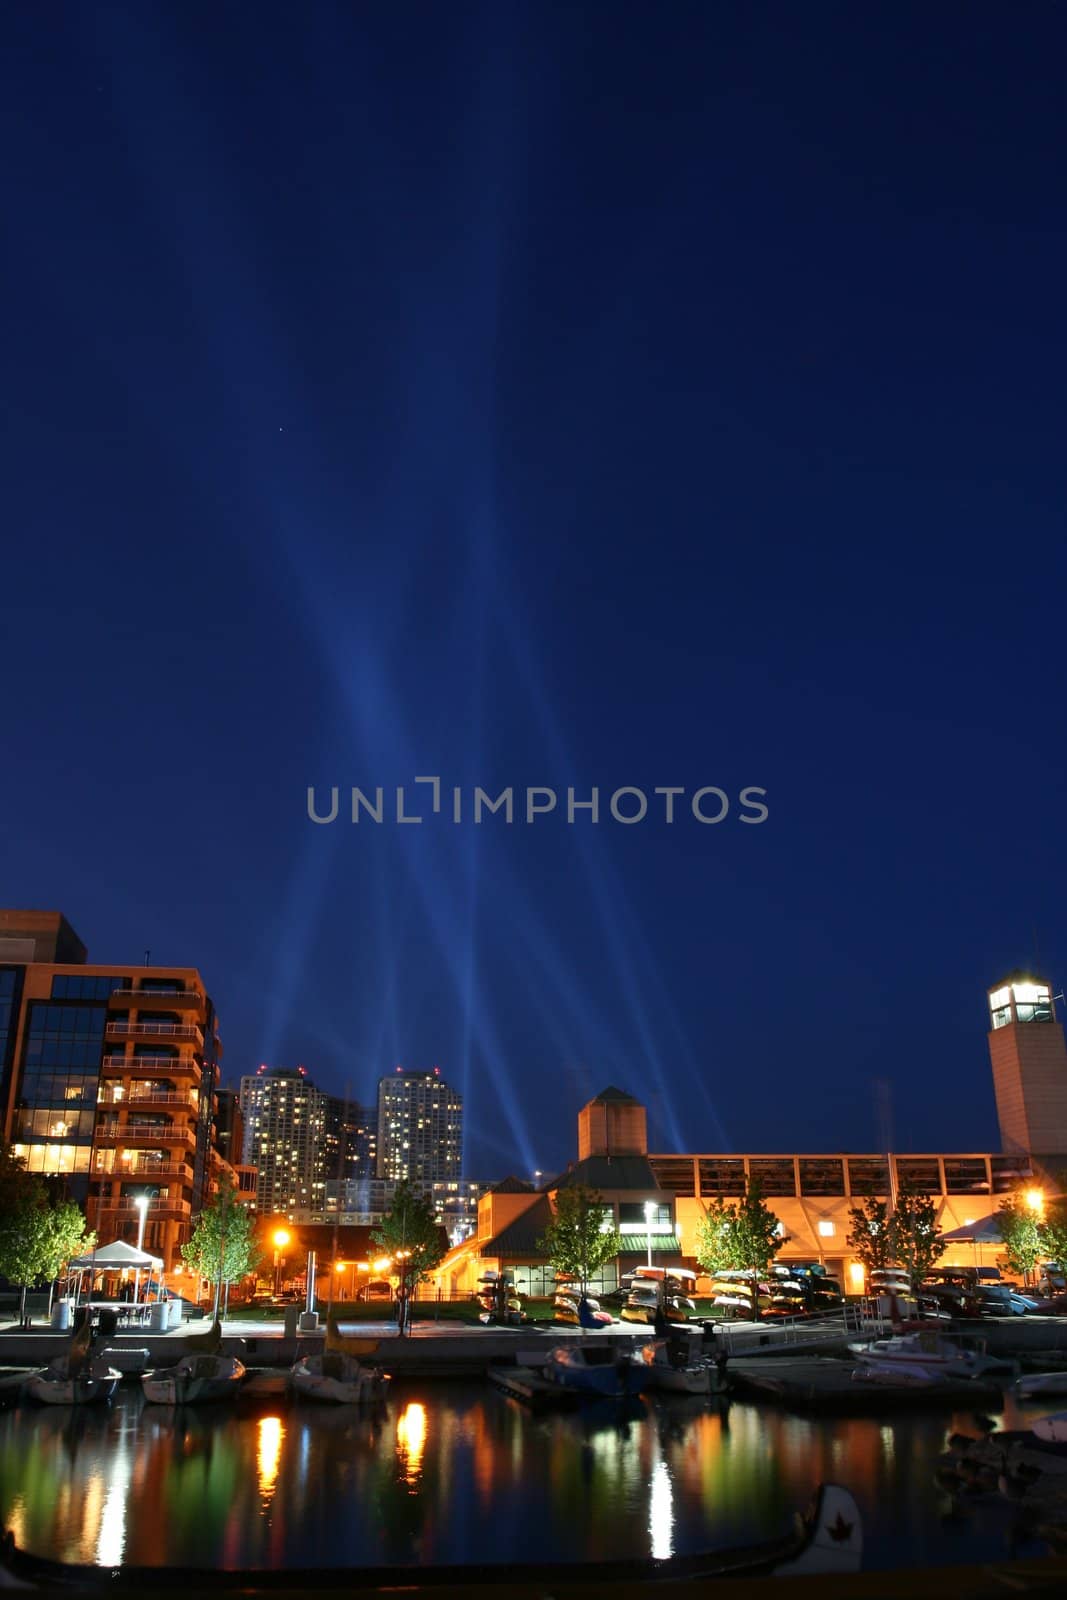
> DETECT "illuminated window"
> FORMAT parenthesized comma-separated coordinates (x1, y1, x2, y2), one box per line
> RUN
(817, 1220, 835, 1237)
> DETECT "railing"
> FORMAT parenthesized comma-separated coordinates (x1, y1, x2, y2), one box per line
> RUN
(95, 1195, 191, 1217)
(95, 1121, 195, 1142)
(106, 1022, 203, 1040)
(102, 1053, 190, 1068)
(97, 1089, 197, 1108)
(109, 986, 201, 1000)
(92, 1162, 188, 1178)
(717, 1302, 874, 1357)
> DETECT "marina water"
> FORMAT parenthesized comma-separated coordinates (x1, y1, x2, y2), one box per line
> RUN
(0, 1384, 1060, 1571)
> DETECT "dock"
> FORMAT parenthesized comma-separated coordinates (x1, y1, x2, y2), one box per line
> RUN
(727, 1356, 1005, 1414)
(487, 1365, 584, 1409)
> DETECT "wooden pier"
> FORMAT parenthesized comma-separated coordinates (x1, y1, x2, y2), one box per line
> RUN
(487, 1364, 584, 1409)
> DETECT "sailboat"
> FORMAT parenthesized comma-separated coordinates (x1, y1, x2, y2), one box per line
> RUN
(289, 1310, 389, 1405)
(24, 1315, 121, 1406)
(141, 1318, 245, 1405)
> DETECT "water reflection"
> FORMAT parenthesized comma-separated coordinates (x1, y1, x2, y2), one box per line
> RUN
(0, 1385, 1062, 1572)
(256, 1416, 284, 1510)
(395, 1401, 426, 1489)
(648, 1459, 673, 1559)
(96, 1431, 131, 1565)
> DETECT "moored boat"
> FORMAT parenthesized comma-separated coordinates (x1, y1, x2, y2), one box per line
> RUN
(636, 1327, 717, 1395)
(23, 1314, 121, 1407)
(142, 1351, 246, 1405)
(289, 1309, 389, 1403)
(23, 1355, 121, 1407)
(141, 1319, 244, 1405)
(849, 1330, 1009, 1381)
(542, 1343, 645, 1399)
(1033, 1411, 1067, 1444)
(1017, 1371, 1067, 1399)
(289, 1350, 389, 1405)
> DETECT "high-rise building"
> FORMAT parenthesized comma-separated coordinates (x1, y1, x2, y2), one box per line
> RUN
(431, 1178, 485, 1245)
(215, 1086, 259, 1209)
(376, 1066, 462, 1193)
(239, 1065, 327, 1216)
(987, 971, 1067, 1160)
(0, 909, 228, 1270)
(321, 1095, 377, 1186)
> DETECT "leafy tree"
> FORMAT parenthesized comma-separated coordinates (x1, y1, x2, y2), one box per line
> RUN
(997, 1190, 1044, 1284)
(694, 1195, 738, 1276)
(371, 1179, 448, 1316)
(39, 1201, 94, 1290)
(847, 1197, 893, 1280)
(183, 1182, 261, 1314)
(1038, 1201, 1067, 1275)
(0, 1145, 95, 1324)
(536, 1184, 622, 1294)
(888, 1187, 946, 1290)
(695, 1180, 782, 1317)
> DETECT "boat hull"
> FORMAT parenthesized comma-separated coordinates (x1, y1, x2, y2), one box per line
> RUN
(543, 1350, 645, 1399)
(1018, 1372, 1067, 1398)
(289, 1355, 388, 1405)
(142, 1356, 245, 1406)
(1033, 1411, 1067, 1444)
(641, 1363, 712, 1396)
(23, 1371, 119, 1406)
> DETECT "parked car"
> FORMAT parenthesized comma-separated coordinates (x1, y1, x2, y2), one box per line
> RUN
(359, 1280, 393, 1303)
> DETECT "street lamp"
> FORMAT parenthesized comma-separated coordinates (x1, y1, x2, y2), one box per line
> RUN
(273, 1227, 291, 1296)
(395, 1248, 412, 1336)
(133, 1194, 150, 1304)
(1026, 1188, 1045, 1215)
(645, 1201, 655, 1269)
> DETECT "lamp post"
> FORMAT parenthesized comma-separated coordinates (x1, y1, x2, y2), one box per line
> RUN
(272, 1228, 291, 1296)
(644, 1201, 655, 1270)
(396, 1248, 412, 1337)
(133, 1194, 150, 1304)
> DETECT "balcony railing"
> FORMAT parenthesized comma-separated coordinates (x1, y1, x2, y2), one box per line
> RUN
(95, 1122, 195, 1144)
(93, 1197, 192, 1220)
(106, 1022, 203, 1041)
(92, 1161, 189, 1178)
(102, 1055, 202, 1078)
(109, 986, 202, 1003)
(97, 1089, 198, 1109)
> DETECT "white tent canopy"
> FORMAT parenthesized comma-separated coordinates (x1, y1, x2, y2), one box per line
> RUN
(940, 1214, 1002, 1245)
(69, 1239, 164, 1270)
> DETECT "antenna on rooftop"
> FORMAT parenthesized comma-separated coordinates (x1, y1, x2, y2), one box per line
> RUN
(143, 948, 151, 967)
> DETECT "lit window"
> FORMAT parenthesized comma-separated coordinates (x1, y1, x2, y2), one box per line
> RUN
(817, 1220, 835, 1237)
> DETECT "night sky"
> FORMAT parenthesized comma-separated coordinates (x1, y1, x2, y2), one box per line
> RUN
(3, 3, 1066, 1179)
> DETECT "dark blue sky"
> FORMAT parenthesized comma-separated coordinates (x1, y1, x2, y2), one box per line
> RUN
(3, 3, 1065, 1178)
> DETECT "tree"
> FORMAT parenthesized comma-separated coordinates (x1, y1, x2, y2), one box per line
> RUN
(372, 1180, 448, 1330)
(536, 1184, 622, 1294)
(38, 1200, 94, 1305)
(182, 1182, 261, 1314)
(847, 1197, 893, 1279)
(997, 1191, 1044, 1284)
(1038, 1201, 1067, 1277)
(694, 1180, 782, 1317)
(694, 1195, 738, 1277)
(0, 1145, 95, 1324)
(888, 1187, 946, 1290)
